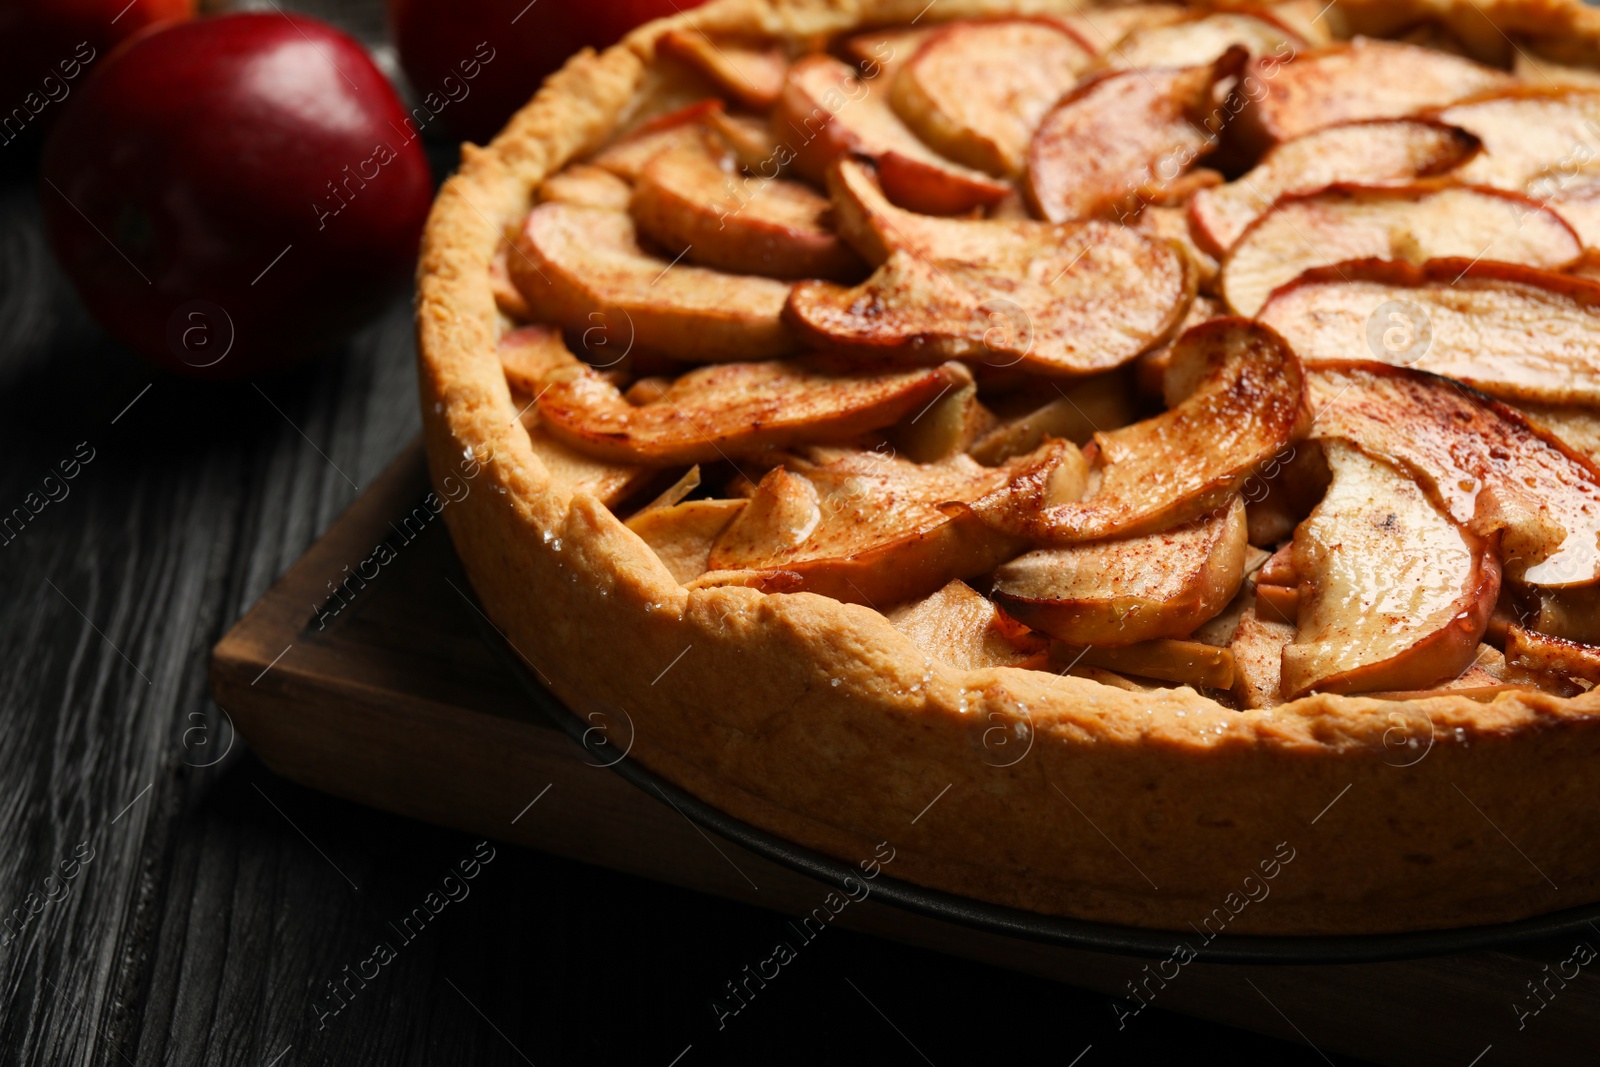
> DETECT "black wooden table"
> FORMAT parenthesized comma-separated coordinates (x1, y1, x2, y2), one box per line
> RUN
(0, 3, 1379, 1063)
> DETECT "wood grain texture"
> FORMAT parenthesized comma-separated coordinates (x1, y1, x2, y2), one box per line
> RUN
(0, 168, 1362, 1066)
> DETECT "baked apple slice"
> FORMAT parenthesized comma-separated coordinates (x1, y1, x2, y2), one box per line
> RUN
(499, 327, 649, 506)
(1505, 625, 1600, 685)
(787, 159, 1192, 376)
(1307, 362, 1600, 590)
(538, 164, 635, 210)
(887, 579, 1049, 671)
(630, 133, 862, 281)
(968, 373, 1138, 464)
(1062, 3, 1187, 53)
(510, 201, 797, 362)
(889, 18, 1092, 177)
(1259, 259, 1600, 406)
(1096, 10, 1302, 71)
(589, 100, 726, 180)
(774, 54, 1008, 215)
(1227, 606, 1295, 708)
(992, 495, 1248, 646)
(1435, 88, 1600, 196)
(1025, 60, 1232, 222)
(625, 498, 748, 584)
(840, 26, 932, 78)
(1134, 205, 1220, 294)
(888, 363, 996, 462)
(534, 355, 964, 465)
(1134, 294, 1224, 397)
(1220, 184, 1583, 316)
(1230, 39, 1512, 154)
(658, 30, 788, 110)
(1053, 638, 1236, 689)
(967, 318, 1310, 542)
(1281, 441, 1501, 698)
(702, 446, 1053, 606)
(1521, 403, 1600, 466)
(1188, 118, 1481, 256)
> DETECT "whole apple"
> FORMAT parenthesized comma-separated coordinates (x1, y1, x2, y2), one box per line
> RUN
(41, 13, 434, 379)
(388, 0, 705, 145)
(0, 0, 193, 150)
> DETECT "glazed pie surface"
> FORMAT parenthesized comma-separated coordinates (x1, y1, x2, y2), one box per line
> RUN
(420, 0, 1600, 935)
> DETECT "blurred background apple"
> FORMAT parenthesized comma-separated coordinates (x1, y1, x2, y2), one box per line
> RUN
(387, 0, 706, 144)
(39, 12, 434, 379)
(0, 0, 194, 150)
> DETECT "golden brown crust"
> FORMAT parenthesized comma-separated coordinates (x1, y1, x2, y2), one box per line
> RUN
(418, 0, 1600, 935)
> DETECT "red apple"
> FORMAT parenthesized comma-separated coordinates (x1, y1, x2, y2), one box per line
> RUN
(40, 13, 434, 379)
(387, 0, 706, 145)
(0, 0, 193, 149)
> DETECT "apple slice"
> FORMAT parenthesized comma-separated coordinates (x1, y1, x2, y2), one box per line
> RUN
(967, 318, 1310, 542)
(786, 159, 1192, 376)
(499, 328, 649, 507)
(1435, 88, 1600, 195)
(1307, 361, 1600, 590)
(1228, 606, 1295, 707)
(992, 495, 1248, 646)
(887, 579, 1049, 671)
(1259, 258, 1600, 406)
(1188, 118, 1481, 256)
(490, 234, 531, 321)
(630, 133, 863, 281)
(1096, 10, 1303, 71)
(625, 498, 748, 584)
(888, 362, 996, 462)
(706, 108, 784, 171)
(658, 30, 788, 110)
(1231, 39, 1512, 154)
(589, 100, 726, 180)
(968, 372, 1138, 464)
(840, 26, 933, 78)
(1281, 440, 1501, 698)
(1546, 178, 1600, 250)
(1134, 294, 1224, 397)
(1521, 403, 1600, 466)
(1134, 205, 1220, 294)
(1504, 625, 1600, 686)
(1062, 4, 1187, 54)
(889, 18, 1092, 177)
(534, 356, 963, 465)
(1219, 184, 1582, 316)
(703, 446, 1048, 606)
(538, 164, 635, 210)
(510, 201, 797, 362)
(1025, 61, 1230, 223)
(1053, 638, 1236, 689)
(1514, 51, 1600, 89)
(774, 54, 1008, 215)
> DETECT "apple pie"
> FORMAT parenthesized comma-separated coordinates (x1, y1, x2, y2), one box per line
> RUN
(420, 0, 1600, 935)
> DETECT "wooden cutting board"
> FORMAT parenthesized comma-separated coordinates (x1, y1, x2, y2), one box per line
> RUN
(211, 440, 1600, 1066)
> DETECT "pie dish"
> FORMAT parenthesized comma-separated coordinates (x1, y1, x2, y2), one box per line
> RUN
(417, 0, 1600, 935)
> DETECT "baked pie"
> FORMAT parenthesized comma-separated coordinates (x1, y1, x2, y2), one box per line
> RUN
(421, 0, 1600, 935)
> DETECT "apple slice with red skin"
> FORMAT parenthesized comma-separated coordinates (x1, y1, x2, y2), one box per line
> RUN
(1094, 9, 1303, 71)
(1434, 88, 1600, 197)
(1025, 57, 1237, 222)
(1505, 625, 1600, 685)
(499, 327, 650, 507)
(1306, 361, 1600, 591)
(1281, 440, 1501, 698)
(965, 318, 1311, 542)
(887, 579, 1050, 671)
(1188, 118, 1481, 256)
(1259, 258, 1600, 406)
(992, 495, 1248, 646)
(1230, 39, 1512, 156)
(1220, 183, 1583, 316)
(786, 159, 1193, 376)
(701, 444, 1069, 606)
(630, 132, 863, 281)
(773, 54, 1009, 215)
(510, 201, 797, 363)
(890, 18, 1093, 177)
(658, 29, 788, 110)
(589, 100, 727, 180)
(533, 354, 965, 465)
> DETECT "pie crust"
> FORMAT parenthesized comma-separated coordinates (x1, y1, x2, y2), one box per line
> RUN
(417, 0, 1600, 935)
